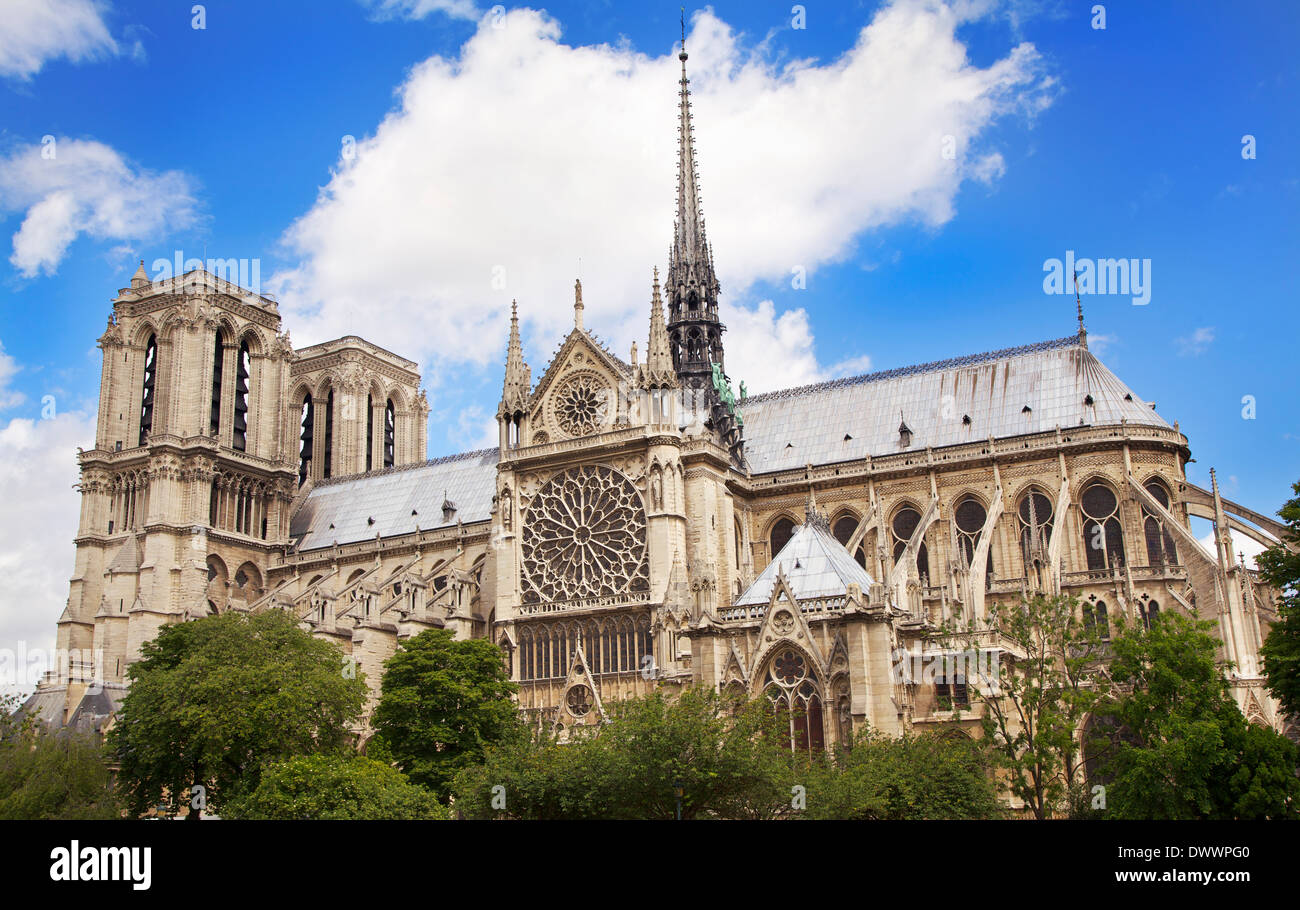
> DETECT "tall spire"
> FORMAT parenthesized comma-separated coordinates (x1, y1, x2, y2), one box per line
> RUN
(666, 16, 725, 395)
(500, 300, 530, 416)
(643, 267, 677, 389)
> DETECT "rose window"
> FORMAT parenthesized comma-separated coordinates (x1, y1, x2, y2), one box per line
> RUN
(521, 465, 649, 605)
(553, 373, 611, 438)
(773, 650, 807, 685)
(566, 684, 593, 717)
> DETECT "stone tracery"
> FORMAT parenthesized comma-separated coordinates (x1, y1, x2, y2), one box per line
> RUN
(521, 465, 649, 605)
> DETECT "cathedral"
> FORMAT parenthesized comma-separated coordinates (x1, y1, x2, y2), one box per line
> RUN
(24, 37, 1293, 751)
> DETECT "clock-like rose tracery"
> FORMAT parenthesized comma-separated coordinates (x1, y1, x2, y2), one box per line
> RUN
(521, 465, 649, 605)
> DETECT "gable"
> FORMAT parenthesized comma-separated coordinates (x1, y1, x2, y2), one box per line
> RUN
(529, 329, 632, 441)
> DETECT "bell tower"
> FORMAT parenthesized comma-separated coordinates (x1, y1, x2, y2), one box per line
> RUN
(49, 263, 298, 724)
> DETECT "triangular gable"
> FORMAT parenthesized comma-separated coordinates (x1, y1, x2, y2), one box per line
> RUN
(528, 327, 633, 420)
(558, 642, 606, 726)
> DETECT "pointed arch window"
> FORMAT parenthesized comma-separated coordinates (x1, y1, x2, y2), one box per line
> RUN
(384, 399, 396, 468)
(1017, 486, 1054, 570)
(769, 517, 795, 561)
(1139, 599, 1160, 630)
(233, 341, 250, 451)
(323, 388, 335, 479)
(831, 514, 867, 568)
(1083, 600, 1111, 640)
(139, 333, 157, 445)
(1142, 481, 1179, 567)
(1080, 482, 1125, 570)
(209, 332, 224, 436)
(891, 505, 929, 581)
(954, 496, 994, 579)
(366, 393, 375, 472)
(764, 649, 824, 754)
(297, 394, 314, 486)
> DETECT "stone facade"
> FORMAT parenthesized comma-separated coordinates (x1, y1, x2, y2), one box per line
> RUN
(26, 40, 1294, 756)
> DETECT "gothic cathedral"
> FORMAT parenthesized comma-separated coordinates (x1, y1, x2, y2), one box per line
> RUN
(25, 38, 1293, 751)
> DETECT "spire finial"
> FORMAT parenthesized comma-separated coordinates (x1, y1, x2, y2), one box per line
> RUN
(1073, 268, 1088, 349)
(574, 278, 584, 330)
(500, 298, 530, 417)
(680, 7, 687, 60)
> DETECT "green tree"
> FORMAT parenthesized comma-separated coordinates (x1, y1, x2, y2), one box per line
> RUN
(0, 695, 122, 819)
(109, 609, 366, 819)
(453, 687, 797, 819)
(957, 594, 1107, 819)
(370, 629, 519, 800)
(801, 726, 1003, 820)
(1258, 479, 1300, 718)
(1095, 611, 1300, 819)
(224, 754, 448, 819)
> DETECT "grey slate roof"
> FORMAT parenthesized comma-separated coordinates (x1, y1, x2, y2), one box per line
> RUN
(740, 336, 1168, 474)
(287, 335, 1169, 553)
(291, 449, 498, 551)
(736, 518, 876, 606)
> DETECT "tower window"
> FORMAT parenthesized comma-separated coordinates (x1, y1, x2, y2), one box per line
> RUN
(232, 341, 250, 451)
(139, 333, 157, 445)
(209, 332, 224, 436)
(323, 389, 334, 479)
(366, 393, 374, 472)
(384, 399, 396, 468)
(298, 394, 314, 486)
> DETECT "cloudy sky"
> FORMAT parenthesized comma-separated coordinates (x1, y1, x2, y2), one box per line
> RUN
(0, 0, 1296, 689)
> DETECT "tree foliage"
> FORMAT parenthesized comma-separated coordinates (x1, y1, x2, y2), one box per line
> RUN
(1094, 611, 1300, 819)
(800, 726, 1003, 820)
(1258, 479, 1300, 718)
(958, 594, 1106, 819)
(453, 687, 798, 819)
(370, 629, 519, 800)
(0, 695, 122, 819)
(109, 609, 366, 818)
(224, 754, 448, 820)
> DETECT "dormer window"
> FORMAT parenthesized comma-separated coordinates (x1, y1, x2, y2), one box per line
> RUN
(1022, 405, 1032, 415)
(961, 414, 971, 426)
(898, 420, 912, 448)
(1083, 394, 1094, 406)
(442, 498, 457, 523)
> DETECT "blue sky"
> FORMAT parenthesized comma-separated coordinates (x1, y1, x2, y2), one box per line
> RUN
(0, 0, 1297, 673)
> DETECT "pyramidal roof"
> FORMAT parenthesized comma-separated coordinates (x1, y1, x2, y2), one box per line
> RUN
(735, 516, 875, 606)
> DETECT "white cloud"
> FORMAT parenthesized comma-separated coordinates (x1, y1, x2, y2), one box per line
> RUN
(1176, 326, 1215, 357)
(358, 0, 480, 21)
(452, 403, 499, 451)
(0, 138, 198, 276)
(0, 340, 25, 410)
(1197, 528, 1273, 572)
(0, 0, 118, 80)
(1087, 332, 1117, 357)
(273, 2, 1052, 398)
(0, 407, 95, 697)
